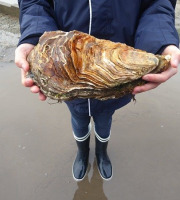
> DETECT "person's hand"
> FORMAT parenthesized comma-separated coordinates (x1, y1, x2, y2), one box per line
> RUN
(15, 43, 46, 101)
(133, 45, 179, 94)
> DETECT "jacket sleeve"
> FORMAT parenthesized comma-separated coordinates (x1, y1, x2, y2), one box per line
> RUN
(18, 0, 58, 46)
(135, 0, 179, 54)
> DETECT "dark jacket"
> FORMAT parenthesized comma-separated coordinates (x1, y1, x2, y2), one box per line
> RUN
(18, 0, 179, 114)
(18, 0, 179, 52)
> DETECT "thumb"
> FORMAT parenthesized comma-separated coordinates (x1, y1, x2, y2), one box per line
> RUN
(162, 45, 180, 69)
(170, 54, 180, 68)
(15, 49, 29, 72)
(15, 43, 34, 72)
(21, 60, 29, 72)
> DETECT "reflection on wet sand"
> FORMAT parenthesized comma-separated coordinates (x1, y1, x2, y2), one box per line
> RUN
(73, 160, 107, 200)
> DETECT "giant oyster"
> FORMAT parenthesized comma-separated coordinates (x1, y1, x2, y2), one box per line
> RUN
(27, 30, 171, 101)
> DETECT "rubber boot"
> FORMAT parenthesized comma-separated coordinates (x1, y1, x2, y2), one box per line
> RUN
(72, 136, 90, 181)
(95, 137, 112, 180)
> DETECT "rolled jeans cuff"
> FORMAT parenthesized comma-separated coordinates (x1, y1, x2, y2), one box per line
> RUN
(94, 128, 111, 143)
(73, 123, 91, 142)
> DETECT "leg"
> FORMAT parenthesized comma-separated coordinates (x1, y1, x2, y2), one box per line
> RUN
(93, 110, 114, 142)
(93, 110, 115, 180)
(73, 136, 90, 181)
(71, 111, 91, 141)
(66, 104, 91, 181)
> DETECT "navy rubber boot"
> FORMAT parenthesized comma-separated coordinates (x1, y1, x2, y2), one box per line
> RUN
(95, 137, 112, 180)
(72, 137, 90, 181)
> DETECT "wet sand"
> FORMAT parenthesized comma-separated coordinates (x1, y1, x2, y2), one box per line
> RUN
(1, 3, 180, 200)
(1, 62, 180, 200)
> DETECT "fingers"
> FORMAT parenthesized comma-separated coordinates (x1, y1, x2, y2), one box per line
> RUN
(21, 69, 46, 100)
(133, 82, 160, 94)
(21, 69, 34, 87)
(30, 85, 40, 93)
(162, 45, 180, 68)
(30, 86, 47, 101)
(133, 66, 177, 94)
(142, 66, 178, 83)
(15, 44, 46, 101)
(39, 92, 47, 101)
(133, 45, 180, 95)
(16, 44, 35, 87)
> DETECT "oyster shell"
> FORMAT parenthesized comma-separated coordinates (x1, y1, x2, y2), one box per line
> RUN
(27, 30, 171, 101)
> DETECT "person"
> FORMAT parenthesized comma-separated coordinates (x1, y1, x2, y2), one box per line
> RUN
(15, 0, 180, 181)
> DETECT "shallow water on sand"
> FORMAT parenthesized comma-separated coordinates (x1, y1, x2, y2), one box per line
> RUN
(0, 62, 180, 200)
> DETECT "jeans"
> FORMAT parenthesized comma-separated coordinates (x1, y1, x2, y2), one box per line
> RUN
(65, 96, 132, 141)
(66, 99, 115, 142)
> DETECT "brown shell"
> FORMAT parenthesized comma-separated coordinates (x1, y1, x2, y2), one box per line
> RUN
(27, 30, 171, 101)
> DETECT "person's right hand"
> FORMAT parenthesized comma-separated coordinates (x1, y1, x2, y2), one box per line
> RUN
(15, 43, 46, 101)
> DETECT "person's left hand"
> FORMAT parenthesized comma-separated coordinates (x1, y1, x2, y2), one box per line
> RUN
(132, 45, 179, 94)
